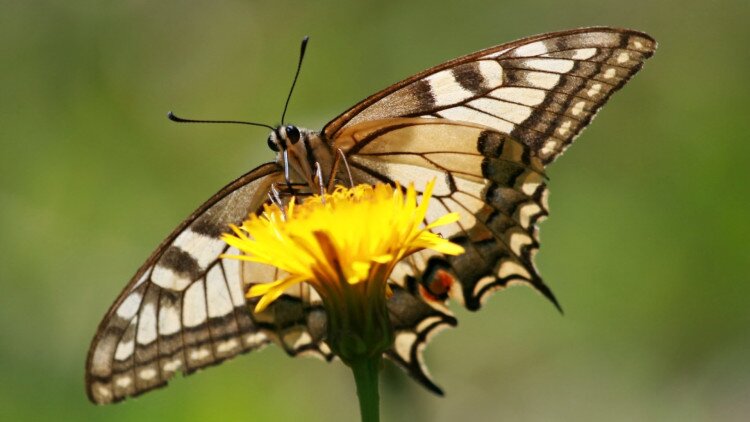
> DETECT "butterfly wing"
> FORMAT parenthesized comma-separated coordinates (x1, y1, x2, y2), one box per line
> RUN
(324, 27, 656, 164)
(86, 163, 286, 404)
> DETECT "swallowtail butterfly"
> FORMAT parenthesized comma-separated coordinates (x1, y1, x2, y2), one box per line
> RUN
(86, 27, 656, 404)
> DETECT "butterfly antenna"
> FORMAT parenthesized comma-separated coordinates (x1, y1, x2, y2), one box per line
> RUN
(167, 111, 274, 130)
(280, 36, 309, 124)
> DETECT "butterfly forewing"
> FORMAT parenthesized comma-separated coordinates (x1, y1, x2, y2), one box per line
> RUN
(86, 163, 284, 404)
(324, 27, 656, 164)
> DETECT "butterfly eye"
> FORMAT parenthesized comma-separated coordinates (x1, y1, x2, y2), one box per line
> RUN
(267, 135, 279, 152)
(285, 125, 300, 144)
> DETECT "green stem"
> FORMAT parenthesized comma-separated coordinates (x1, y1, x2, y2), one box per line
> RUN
(351, 356, 381, 422)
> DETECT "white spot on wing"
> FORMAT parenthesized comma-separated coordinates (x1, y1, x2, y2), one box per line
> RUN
(473, 276, 496, 298)
(469, 98, 532, 124)
(518, 171, 544, 196)
(498, 259, 532, 279)
(245, 332, 267, 346)
(183, 280, 207, 328)
(319, 342, 332, 355)
(115, 376, 132, 388)
(189, 347, 211, 361)
(222, 247, 246, 307)
(477, 60, 504, 87)
(416, 316, 443, 334)
(490, 87, 546, 106)
(571, 101, 586, 116)
(139, 368, 157, 380)
(587, 83, 602, 97)
(293, 332, 313, 349)
(603, 68, 617, 79)
(136, 302, 158, 345)
(557, 120, 572, 136)
(116, 292, 142, 319)
(158, 301, 181, 336)
(394, 332, 417, 359)
(151, 266, 192, 291)
(163, 358, 182, 372)
(96, 384, 112, 399)
(512, 41, 548, 57)
(206, 265, 234, 318)
(453, 176, 488, 198)
(540, 139, 559, 156)
(509, 231, 533, 256)
(217, 338, 240, 353)
(571, 48, 597, 60)
(616, 52, 630, 63)
(114, 338, 134, 361)
(172, 229, 226, 269)
(525, 72, 560, 89)
(425, 69, 472, 107)
(522, 58, 574, 73)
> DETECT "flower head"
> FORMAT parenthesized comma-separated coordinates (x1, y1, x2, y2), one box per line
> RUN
(222, 180, 463, 364)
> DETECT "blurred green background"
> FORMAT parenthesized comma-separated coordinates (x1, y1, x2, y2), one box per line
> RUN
(2, 0, 749, 420)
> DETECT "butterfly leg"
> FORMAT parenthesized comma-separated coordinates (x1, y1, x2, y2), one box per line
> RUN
(338, 149, 354, 188)
(268, 184, 288, 219)
(326, 149, 355, 191)
(282, 149, 295, 192)
(268, 180, 314, 219)
(314, 162, 326, 202)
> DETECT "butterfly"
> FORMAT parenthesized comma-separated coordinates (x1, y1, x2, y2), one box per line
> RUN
(86, 27, 656, 404)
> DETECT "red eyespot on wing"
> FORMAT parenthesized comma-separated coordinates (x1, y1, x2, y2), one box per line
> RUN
(420, 269, 454, 302)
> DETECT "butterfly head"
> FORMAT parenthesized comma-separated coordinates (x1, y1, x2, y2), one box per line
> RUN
(266, 124, 303, 153)
(268, 124, 330, 187)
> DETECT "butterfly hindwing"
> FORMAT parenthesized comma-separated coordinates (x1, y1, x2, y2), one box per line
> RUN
(324, 27, 656, 164)
(86, 163, 284, 404)
(240, 262, 333, 359)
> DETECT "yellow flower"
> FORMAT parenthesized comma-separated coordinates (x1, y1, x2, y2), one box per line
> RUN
(221, 180, 464, 364)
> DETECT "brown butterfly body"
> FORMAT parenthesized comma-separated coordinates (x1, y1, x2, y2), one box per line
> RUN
(87, 27, 656, 404)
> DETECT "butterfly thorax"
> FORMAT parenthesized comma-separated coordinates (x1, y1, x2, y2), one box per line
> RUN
(268, 124, 334, 190)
